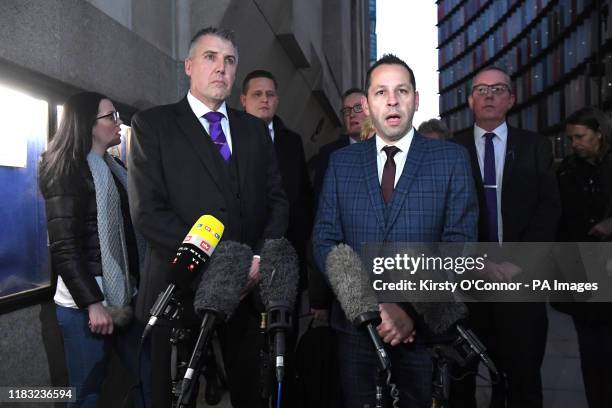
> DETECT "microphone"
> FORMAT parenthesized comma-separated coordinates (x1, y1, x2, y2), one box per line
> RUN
(411, 300, 467, 335)
(142, 214, 224, 340)
(258, 238, 299, 383)
(178, 240, 253, 406)
(325, 244, 391, 371)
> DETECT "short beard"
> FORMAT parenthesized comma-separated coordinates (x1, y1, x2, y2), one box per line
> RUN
(381, 122, 411, 142)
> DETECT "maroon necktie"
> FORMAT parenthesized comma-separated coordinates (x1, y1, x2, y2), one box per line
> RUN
(381, 146, 400, 204)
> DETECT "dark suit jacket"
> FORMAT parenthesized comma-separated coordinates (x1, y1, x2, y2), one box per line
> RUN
(128, 97, 288, 319)
(313, 136, 351, 207)
(272, 116, 314, 287)
(310, 135, 351, 308)
(454, 126, 560, 243)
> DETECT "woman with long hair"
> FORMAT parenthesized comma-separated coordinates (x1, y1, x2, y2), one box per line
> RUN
(557, 106, 612, 408)
(39, 92, 149, 407)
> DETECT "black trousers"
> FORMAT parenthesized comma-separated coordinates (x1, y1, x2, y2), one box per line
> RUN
(451, 302, 548, 408)
(150, 297, 267, 408)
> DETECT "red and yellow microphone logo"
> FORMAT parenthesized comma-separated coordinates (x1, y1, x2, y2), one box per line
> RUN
(183, 215, 224, 258)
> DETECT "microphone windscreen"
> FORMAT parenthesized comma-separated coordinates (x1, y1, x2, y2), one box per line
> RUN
(326, 244, 379, 322)
(193, 240, 252, 317)
(412, 301, 468, 334)
(259, 238, 299, 308)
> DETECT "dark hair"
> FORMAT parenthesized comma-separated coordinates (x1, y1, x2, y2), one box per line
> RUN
(470, 65, 513, 92)
(39, 92, 107, 186)
(418, 118, 451, 139)
(342, 87, 365, 100)
(188, 27, 238, 58)
(365, 54, 416, 94)
(242, 70, 278, 94)
(565, 106, 612, 157)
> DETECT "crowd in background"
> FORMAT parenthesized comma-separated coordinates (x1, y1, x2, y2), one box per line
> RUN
(39, 26, 612, 408)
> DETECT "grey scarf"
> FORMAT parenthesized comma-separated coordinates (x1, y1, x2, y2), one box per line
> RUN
(86, 151, 145, 326)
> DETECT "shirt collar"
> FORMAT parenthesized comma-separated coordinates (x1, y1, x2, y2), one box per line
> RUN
(268, 121, 275, 142)
(375, 127, 414, 153)
(187, 91, 229, 120)
(474, 122, 508, 142)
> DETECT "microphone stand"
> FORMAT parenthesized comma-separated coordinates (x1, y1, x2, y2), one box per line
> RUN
(176, 311, 223, 407)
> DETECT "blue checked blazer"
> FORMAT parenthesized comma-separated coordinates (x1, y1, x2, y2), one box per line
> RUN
(312, 131, 478, 333)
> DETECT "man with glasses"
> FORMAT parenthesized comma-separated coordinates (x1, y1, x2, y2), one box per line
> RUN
(311, 88, 368, 319)
(313, 88, 368, 203)
(452, 66, 560, 408)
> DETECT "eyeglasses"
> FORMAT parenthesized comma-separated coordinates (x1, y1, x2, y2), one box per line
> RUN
(96, 111, 120, 123)
(340, 104, 363, 116)
(472, 84, 510, 96)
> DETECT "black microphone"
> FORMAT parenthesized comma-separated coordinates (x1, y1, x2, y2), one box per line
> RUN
(326, 244, 391, 371)
(177, 240, 252, 406)
(142, 215, 225, 341)
(411, 299, 467, 335)
(258, 238, 299, 383)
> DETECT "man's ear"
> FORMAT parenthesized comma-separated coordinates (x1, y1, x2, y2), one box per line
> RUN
(184, 58, 192, 77)
(240, 94, 247, 108)
(361, 94, 370, 116)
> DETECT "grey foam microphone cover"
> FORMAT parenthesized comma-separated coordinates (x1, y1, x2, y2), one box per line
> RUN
(259, 238, 299, 308)
(325, 244, 379, 322)
(193, 240, 252, 317)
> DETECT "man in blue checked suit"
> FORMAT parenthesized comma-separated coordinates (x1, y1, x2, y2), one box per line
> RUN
(313, 54, 478, 408)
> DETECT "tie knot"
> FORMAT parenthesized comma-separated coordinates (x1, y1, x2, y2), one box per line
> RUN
(382, 145, 400, 159)
(484, 132, 496, 141)
(203, 111, 224, 123)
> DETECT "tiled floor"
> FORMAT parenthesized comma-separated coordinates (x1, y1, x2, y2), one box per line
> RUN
(198, 305, 588, 408)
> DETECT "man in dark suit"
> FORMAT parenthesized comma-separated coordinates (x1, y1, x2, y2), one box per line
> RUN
(313, 54, 478, 407)
(240, 69, 314, 291)
(128, 27, 288, 408)
(240, 68, 314, 406)
(313, 88, 368, 204)
(310, 87, 368, 317)
(452, 66, 561, 408)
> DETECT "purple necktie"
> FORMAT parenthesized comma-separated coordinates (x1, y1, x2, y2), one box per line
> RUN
(381, 146, 400, 204)
(203, 111, 231, 162)
(483, 132, 498, 242)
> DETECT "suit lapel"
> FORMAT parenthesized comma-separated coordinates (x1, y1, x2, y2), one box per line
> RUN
(174, 98, 231, 195)
(502, 127, 518, 195)
(384, 133, 426, 238)
(361, 138, 386, 229)
(227, 109, 250, 195)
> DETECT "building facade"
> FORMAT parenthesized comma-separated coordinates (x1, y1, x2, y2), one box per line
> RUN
(438, 0, 612, 158)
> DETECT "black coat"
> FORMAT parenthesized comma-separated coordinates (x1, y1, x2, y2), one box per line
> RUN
(272, 116, 314, 287)
(555, 148, 612, 323)
(453, 126, 561, 242)
(128, 97, 289, 320)
(39, 158, 138, 308)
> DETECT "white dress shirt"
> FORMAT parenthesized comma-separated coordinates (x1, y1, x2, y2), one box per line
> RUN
(268, 121, 275, 143)
(375, 128, 414, 188)
(187, 91, 233, 153)
(474, 122, 507, 243)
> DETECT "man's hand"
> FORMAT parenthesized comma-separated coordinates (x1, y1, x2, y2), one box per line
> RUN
(376, 303, 415, 346)
(310, 308, 329, 322)
(240, 255, 262, 300)
(87, 302, 113, 335)
(498, 261, 522, 281)
(589, 217, 612, 239)
(475, 260, 506, 282)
